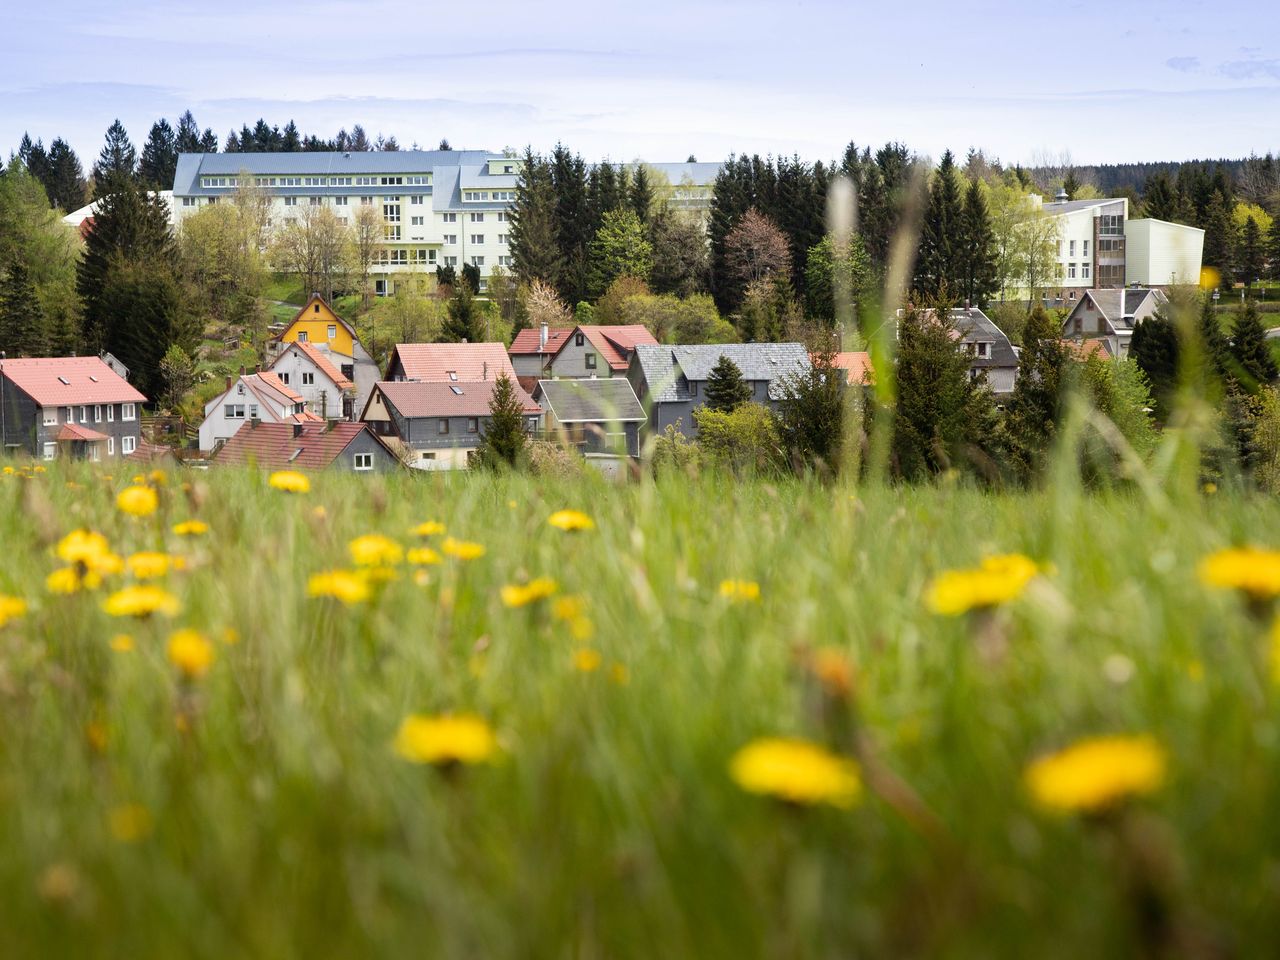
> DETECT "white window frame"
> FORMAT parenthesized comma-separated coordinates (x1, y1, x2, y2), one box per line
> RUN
(42, 442, 56, 460)
(122, 403, 136, 421)
(79, 405, 88, 423)
(108, 436, 114, 456)
(303, 372, 315, 385)
(354, 452, 373, 471)
(42, 408, 57, 427)
(107, 405, 114, 422)
(122, 435, 136, 455)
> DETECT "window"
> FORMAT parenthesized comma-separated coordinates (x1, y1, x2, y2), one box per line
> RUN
(284, 196, 298, 206)
(411, 215, 424, 226)
(326, 324, 337, 340)
(496, 212, 508, 222)
(94, 405, 102, 422)
(107, 437, 114, 456)
(385, 225, 401, 240)
(1082, 263, 1091, 280)
(334, 196, 348, 206)
(182, 197, 196, 207)
(308, 197, 322, 206)
(1074, 317, 1083, 334)
(249, 404, 259, 419)
(331, 177, 352, 187)
(384, 202, 401, 223)
(470, 212, 484, 222)
(1083, 239, 1089, 257)
(355, 176, 377, 186)
(504, 165, 514, 174)
(448, 371, 458, 382)
(407, 175, 430, 186)
(410, 195, 424, 205)
(304, 177, 327, 187)
(471, 256, 483, 266)
(63, 406, 71, 422)
(1069, 240, 1076, 256)
(467, 417, 478, 433)
(42, 442, 56, 460)
(438, 419, 450, 435)
(575, 332, 585, 346)
(297, 331, 308, 343)
(498, 233, 508, 244)
(490, 191, 514, 202)
(471, 234, 484, 245)
(585, 353, 597, 369)
(443, 234, 457, 245)
(303, 372, 315, 385)
(42, 408, 56, 427)
(1099, 214, 1124, 236)
(380, 176, 404, 186)
(1068, 263, 1077, 280)
(975, 342, 990, 358)
(498, 255, 513, 267)
(442, 212, 457, 222)
(375, 279, 388, 297)
(690, 382, 698, 397)
(79, 405, 88, 423)
(122, 436, 136, 455)
(526, 417, 538, 431)
(360, 196, 373, 205)
(225, 404, 246, 419)
(444, 256, 457, 267)
(354, 452, 373, 471)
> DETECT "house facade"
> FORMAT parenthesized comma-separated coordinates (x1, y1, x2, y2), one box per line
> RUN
(0, 356, 146, 461)
(627, 343, 812, 439)
(361, 379, 541, 470)
(269, 341, 355, 419)
(510, 324, 658, 381)
(534, 378, 646, 460)
(212, 420, 400, 473)
(1061, 288, 1169, 359)
(951, 308, 1019, 395)
(198, 372, 321, 451)
(268, 295, 380, 414)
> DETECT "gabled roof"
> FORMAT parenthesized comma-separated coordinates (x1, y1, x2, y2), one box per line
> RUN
(947, 308, 1020, 369)
(0, 356, 147, 406)
(832, 351, 874, 386)
(1079, 288, 1166, 329)
(388, 342, 518, 383)
(630, 343, 812, 403)
(577, 325, 659, 371)
(274, 295, 360, 343)
(365, 379, 540, 420)
(510, 327, 573, 356)
(536, 378, 646, 423)
(1064, 338, 1114, 361)
(212, 421, 394, 470)
(275, 341, 355, 390)
(203, 373, 309, 418)
(56, 423, 109, 442)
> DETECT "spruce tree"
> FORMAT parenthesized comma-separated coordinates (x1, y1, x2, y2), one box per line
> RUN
(1001, 306, 1070, 482)
(776, 342, 845, 475)
(551, 144, 592, 303)
(18, 135, 52, 198)
(1229, 299, 1278, 388)
(198, 128, 219, 153)
(959, 180, 998, 308)
(630, 164, 654, 224)
(176, 111, 202, 153)
(1202, 190, 1236, 286)
(1269, 217, 1280, 282)
(915, 150, 964, 298)
(0, 254, 47, 357)
(93, 120, 136, 192)
(1239, 216, 1264, 287)
(95, 257, 195, 399)
(138, 119, 178, 189)
(45, 139, 86, 212)
(474, 372, 528, 470)
(439, 279, 484, 343)
(1196, 293, 1231, 388)
(704, 355, 752, 412)
(509, 148, 564, 287)
(281, 121, 302, 152)
(1062, 170, 1081, 201)
(1130, 311, 1180, 424)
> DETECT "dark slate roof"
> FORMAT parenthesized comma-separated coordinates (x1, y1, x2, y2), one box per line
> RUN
(212, 421, 394, 470)
(1085, 288, 1166, 328)
(536, 378, 646, 423)
(630, 343, 812, 403)
(948, 308, 1019, 370)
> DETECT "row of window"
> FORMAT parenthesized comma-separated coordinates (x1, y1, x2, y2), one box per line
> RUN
(463, 190, 516, 202)
(42, 403, 136, 427)
(201, 174, 430, 189)
(1065, 262, 1093, 281)
(42, 434, 136, 460)
(1060, 239, 1091, 258)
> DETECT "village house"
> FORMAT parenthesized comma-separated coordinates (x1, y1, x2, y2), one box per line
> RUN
(832, 351, 874, 386)
(533, 377, 647, 463)
(385, 341, 518, 383)
(1061, 288, 1168, 359)
(212, 420, 401, 473)
(0, 356, 146, 461)
(361, 379, 541, 470)
(269, 341, 356, 419)
(197, 372, 321, 452)
(509, 323, 658, 387)
(268, 295, 380, 413)
(626, 343, 812, 439)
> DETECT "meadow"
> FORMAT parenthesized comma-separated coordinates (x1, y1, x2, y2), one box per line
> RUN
(1, 461, 1279, 958)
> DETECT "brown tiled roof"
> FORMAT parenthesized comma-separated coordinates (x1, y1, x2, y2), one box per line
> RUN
(389, 342, 518, 382)
(254, 371, 304, 404)
(280, 342, 355, 390)
(578, 325, 658, 370)
(369, 379, 540, 419)
(510, 327, 572, 355)
(832, 351, 874, 385)
(56, 423, 109, 441)
(0, 356, 147, 406)
(1064, 338, 1113, 361)
(212, 421, 389, 470)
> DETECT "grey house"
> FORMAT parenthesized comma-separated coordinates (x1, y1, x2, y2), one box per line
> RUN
(533, 378, 646, 459)
(626, 343, 812, 439)
(0, 356, 147, 461)
(1061, 288, 1168, 359)
(950, 307, 1019, 395)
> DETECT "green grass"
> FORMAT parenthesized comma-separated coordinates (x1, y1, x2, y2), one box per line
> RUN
(1, 465, 1279, 956)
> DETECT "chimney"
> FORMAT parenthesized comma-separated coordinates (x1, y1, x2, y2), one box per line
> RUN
(239, 365, 246, 376)
(539, 321, 549, 351)
(225, 375, 232, 391)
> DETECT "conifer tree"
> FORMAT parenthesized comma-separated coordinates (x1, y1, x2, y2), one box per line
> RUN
(45, 139, 86, 212)
(1001, 306, 1070, 481)
(199, 128, 219, 153)
(551, 145, 592, 304)
(474, 372, 528, 470)
(439, 279, 484, 343)
(1229, 299, 1278, 388)
(282, 121, 302, 152)
(139, 119, 178, 189)
(1196, 293, 1231, 388)
(0, 254, 47, 357)
(1201, 190, 1235, 286)
(176, 111, 202, 153)
(630, 164, 654, 224)
(510, 148, 564, 288)
(704, 355, 752, 412)
(18, 135, 51, 197)
(1239, 216, 1264, 287)
(958, 180, 998, 308)
(1130, 311, 1180, 424)
(915, 150, 964, 297)
(93, 120, 136, 192)
(1269, 217, 1280, 282)
(587, 208, 652, 297)
(776, 339, 846, 475)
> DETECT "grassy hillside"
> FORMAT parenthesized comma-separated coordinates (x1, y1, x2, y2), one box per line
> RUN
(1, 463, 1278, 956)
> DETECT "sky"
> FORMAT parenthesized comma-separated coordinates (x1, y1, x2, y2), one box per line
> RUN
(2, 0, 1277, 169)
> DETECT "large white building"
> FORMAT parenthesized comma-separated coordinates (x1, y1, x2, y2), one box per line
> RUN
(171, 151, 719, 297)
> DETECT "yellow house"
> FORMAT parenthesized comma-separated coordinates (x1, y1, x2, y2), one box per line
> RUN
(276, 294, 357, 359)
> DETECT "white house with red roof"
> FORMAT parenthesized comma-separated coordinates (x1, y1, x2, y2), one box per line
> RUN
(269, 341, 357, 420)
(509, 323, 657, 385)
(198, 372, 322, 451)
(0, 356, 147, 461)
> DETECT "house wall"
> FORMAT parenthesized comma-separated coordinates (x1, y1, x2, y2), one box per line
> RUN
(0, 389, 143, 460)
(198, 380, 291, 451)
(335, 431, 400, 473)
(272, 350, 347, 419)
(1125, 219, 1205, 287)
(548, 334, 617, 378)
(0, 379, 39, 456)
(281, 300, 355, 356)
(511, 354, 549, 378)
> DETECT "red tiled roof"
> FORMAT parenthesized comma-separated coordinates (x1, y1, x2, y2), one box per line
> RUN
(213, 421, 388, 470)
(510, 327, 572, 355)
(284, 341, 354, 390)
(56, 423, 109, 442)
(578, 325, 658, 370)
(368, 379, 540, 419)
(832, 351, 874, 386)
(0, 356, 146, 406)
(1064, 338, 1113, 361)
(389, 342, 518, 382)
(126, 440, 174, 462)
(254, 371, 304, 404)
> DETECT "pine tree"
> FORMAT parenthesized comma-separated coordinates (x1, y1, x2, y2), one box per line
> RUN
(1202, 190, 1235, 286)
(199, 129, 219, 153)
(437, 139, 451, 151)
(0, 254, 47, 357)
(282, 121, 302, 151)
(138, 119, 178, 189)
(1229, 299, 1278, 388)
(1239, 216, 1264, 288)
(1196, 293, 1231, 391)
(1062, 170, 1081, 201)
(1270, 217, 1280, 281)
(18, 135, 52, 198)
(630, 164, 654, 224)
(1001, 306, 1071, 481)
(350, 125, 371, 151)
(93, 120, 136, 192)
(439, 279, 484, 343)
(915, 150, 964, 297)
(551, 145, 592, 304)
(704, 355, 752, 412)
(473, 372, 528, 470)
(176, 111, 202, 153)
(1130, 310, 1180, 424)
(958, 180, 998, 308)
(45, 139, 86, 212)
(509, 148, 564, 287)
(776, 341, 845, 475)
(224, 130, 241, 153)
(95, 256, 195, 399)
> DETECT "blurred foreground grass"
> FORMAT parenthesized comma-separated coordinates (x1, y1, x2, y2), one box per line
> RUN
(1, 462, 1278, 958)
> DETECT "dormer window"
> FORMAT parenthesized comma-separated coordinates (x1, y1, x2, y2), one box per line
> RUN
(448, 371, 458, 381)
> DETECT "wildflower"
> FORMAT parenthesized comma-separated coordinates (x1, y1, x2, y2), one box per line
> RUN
(102, 585, 181, 619)
(553, 595, 586, 621)
(610, 663, 629, 686)
(268, 470, 310, 493)
(349, 533, 404, 567)
(406, 547, 442, 566)
(33, 465, 45, 474)
(1197, 547, 1280, 602)
(307, 570, 371, 605)
(548, 509, 594, 532)
(108, 804, 153, 843)
(222, 628, 240, 646)
(1, 466, 12, 475)
(925, 553, 1039, 616)
(57, 529, 112, 567)
(393, 713, 498, 766)
(0, 595, 27, 629)
(1203, 482, 1218, 495)
(36, 863, 80, 904)
(126, 551, 172, 580)
(729, 737, 862, 808)
(410, 521, 446, 537)
(719, 579, 761, 602)
(501, 576, 558, 608)
(572, 648, 602, 672)
(167, 629, 215, 680)
(172, 519, 209, 536)
(116, 485, 158, 517)
(109, 634, 134, 653)
(1024, 735, 1167, 814)
(148, 470, 167, 486)
(85, 721, 108, 753)
(808, 648, 855, 700)
(47, 566, 100, 594)
(441, 537, 486, 561)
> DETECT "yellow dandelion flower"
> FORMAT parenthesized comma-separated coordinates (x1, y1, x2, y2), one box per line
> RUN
(548, 509, 595, 532)
(925, 553, 1039, 616)
(0, 595, 27, 629)
(808, 648, 855, 700)
(719, 579, 761, 602)
(392, 713, 498, 766)
(609, 663, 629, 686)
(406, 547, 442, 566)
(570, 616, 595, 641)
(1, 466, 13, 475)
(1198, 547, 1280, 601)
(348, 533, 404, 567)
(108, 804, 153, 843)
(172, 519, 209, 536)
(572, 648, 602, 672)
(126, 551, 172, 580)
(109, 634, 135, 653)
(1203, 482, 1218, 495)
(410, 521, 446, 537)
(268, 470, 311, 493)
(729, 737, 862, 808)
(1024, 735, 1167, 814)
(501, 576, 559, 608)
(46, 566, 100, 594)
(441, 537, 486, 561)
(116, 485, 158, 517)
(552, 595, 587, 621)
(101, 585, 181, 619)
(85, 721, 108, 753)
(148, 470, 167, 486)
(33, 465, 45, 474)
(167, 629, 215, 680)
(307, 570, 371, 605)
(131, 474, 145, 484)
(57, 529, 112, 566)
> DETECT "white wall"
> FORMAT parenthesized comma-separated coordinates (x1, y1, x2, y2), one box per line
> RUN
(1125, 219, 1205, 287)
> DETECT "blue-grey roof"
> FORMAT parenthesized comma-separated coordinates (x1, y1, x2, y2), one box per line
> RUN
(949, 308, 1018, 369)
(630, 343, 812, 403)
(536, 378, 645, 423)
